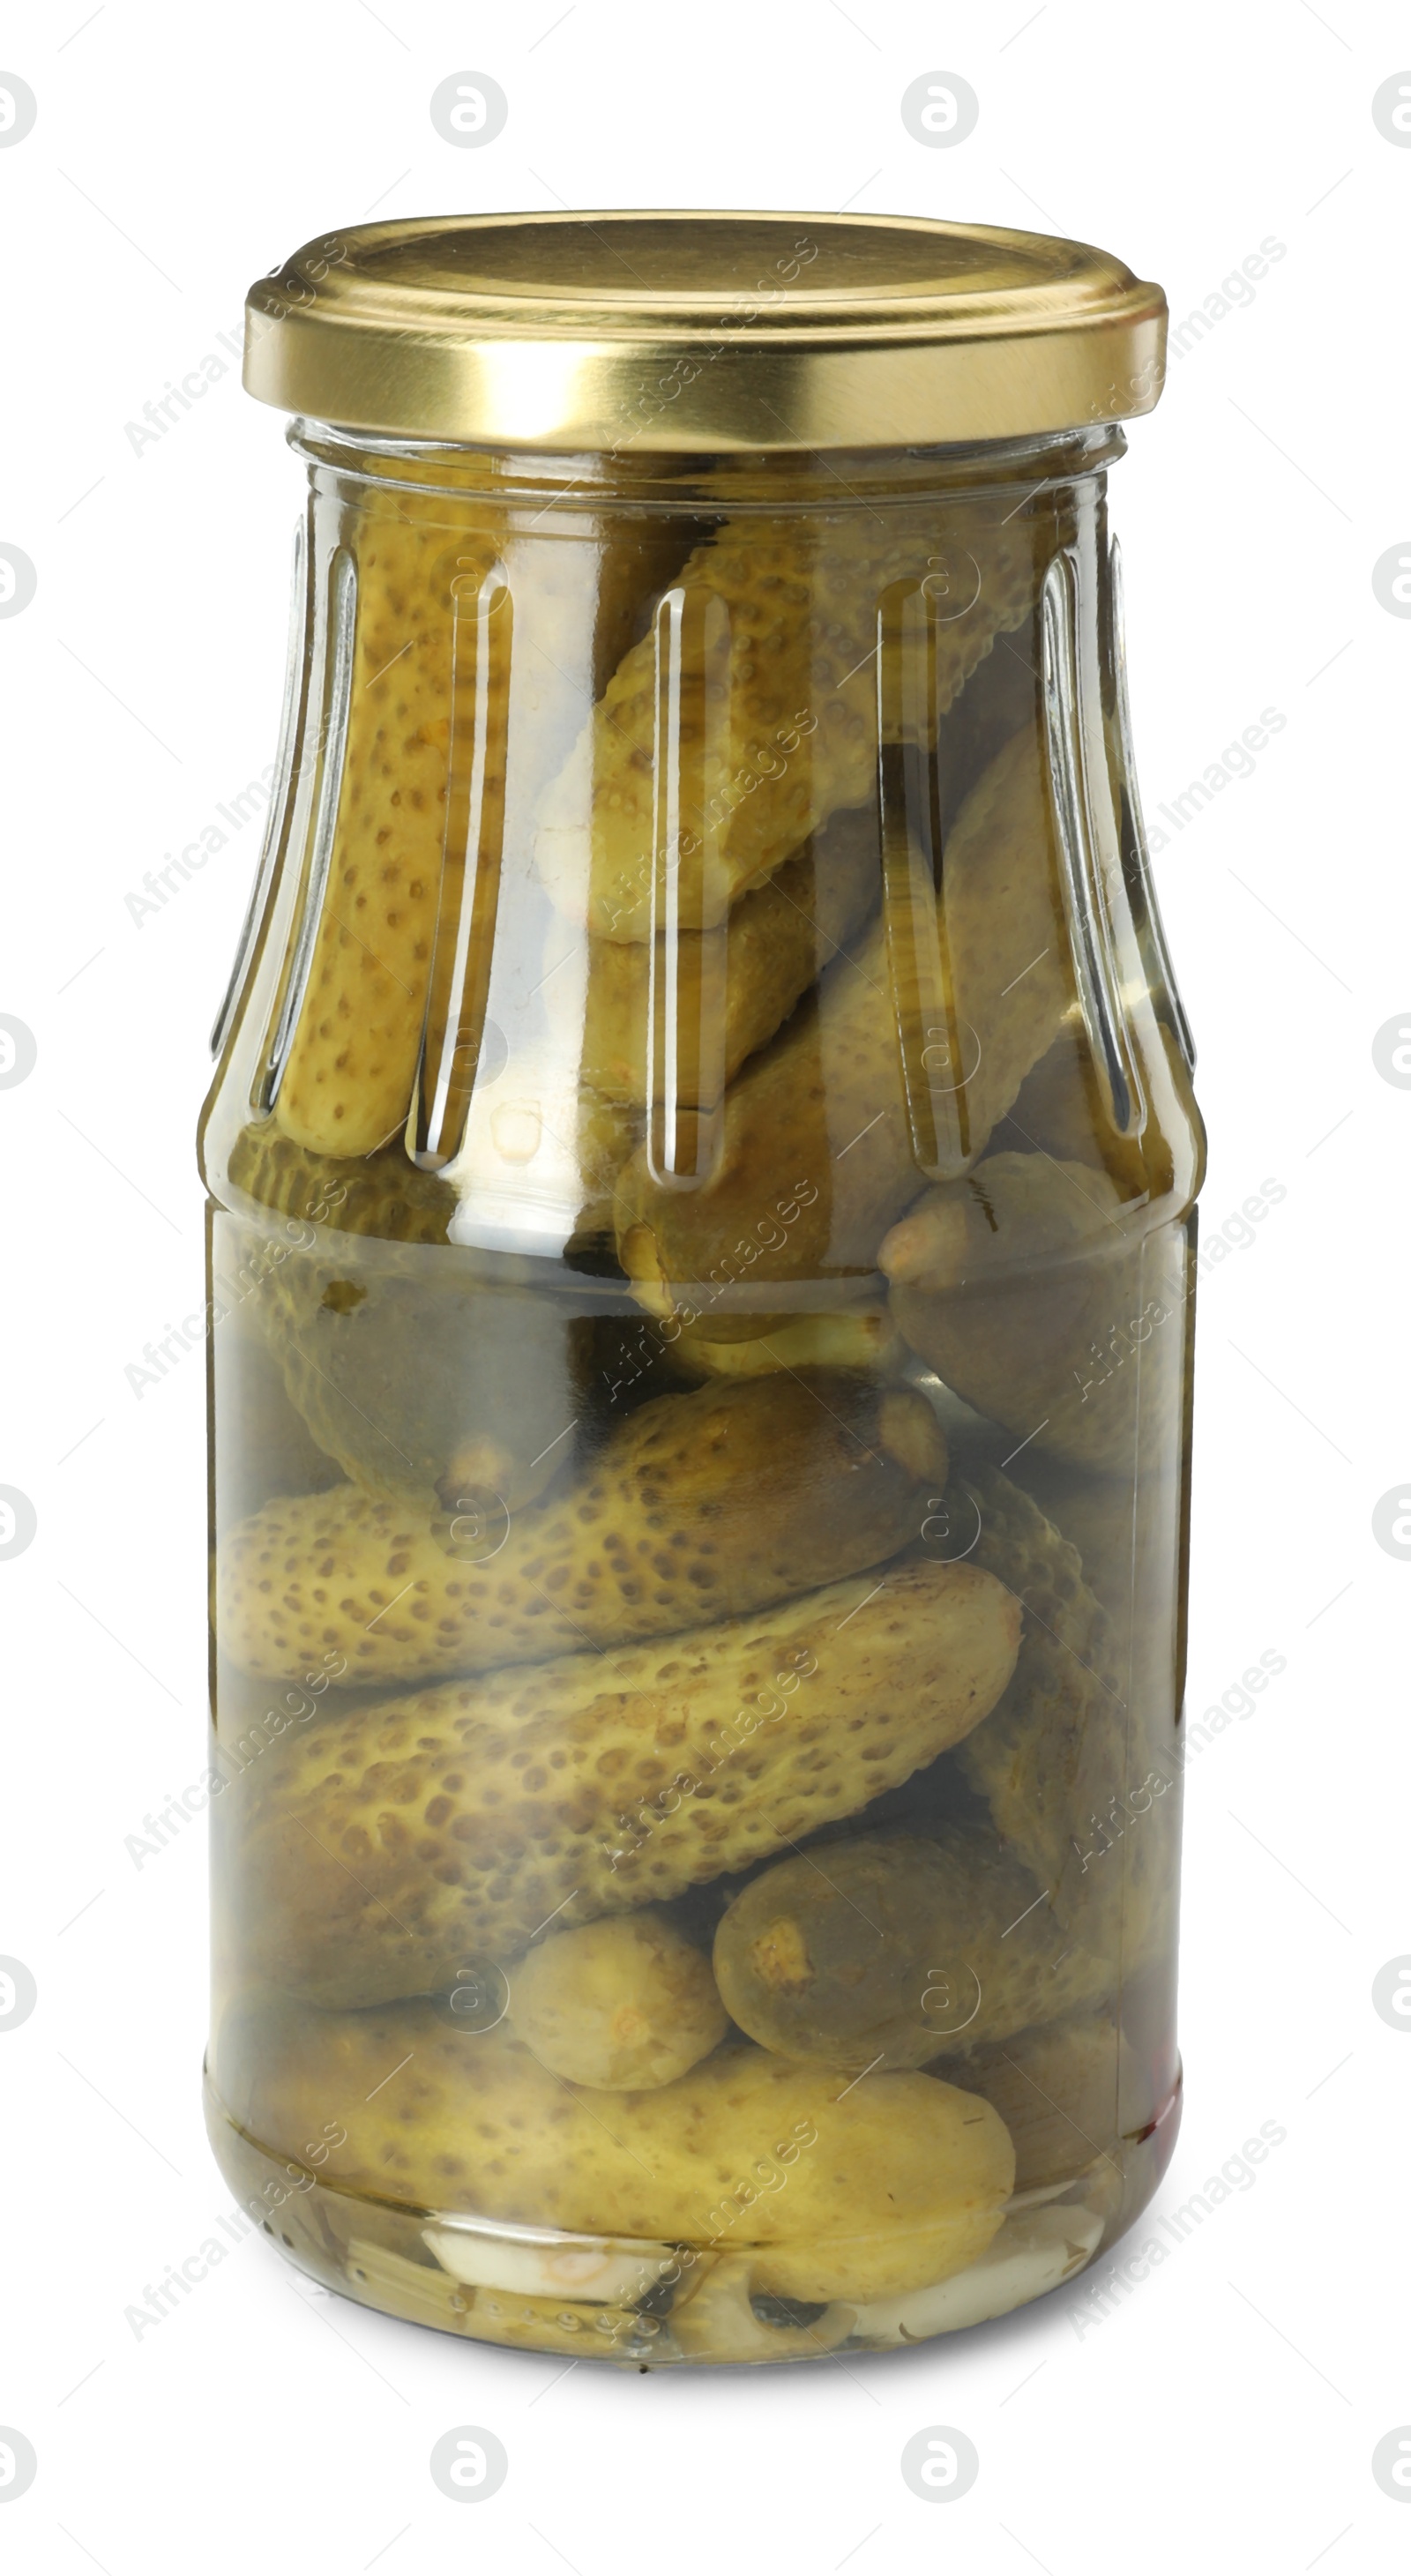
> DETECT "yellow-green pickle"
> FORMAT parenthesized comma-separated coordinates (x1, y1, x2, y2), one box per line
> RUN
(200, 211, 1203, 2363)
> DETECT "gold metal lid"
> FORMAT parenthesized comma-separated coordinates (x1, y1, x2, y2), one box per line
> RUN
(245, 211, 1165, 452)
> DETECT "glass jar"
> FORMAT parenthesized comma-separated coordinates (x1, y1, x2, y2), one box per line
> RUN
(198, 213, 1202, 2365)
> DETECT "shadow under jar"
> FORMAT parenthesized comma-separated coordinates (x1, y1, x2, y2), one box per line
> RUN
(198, 211, 1204, 2366)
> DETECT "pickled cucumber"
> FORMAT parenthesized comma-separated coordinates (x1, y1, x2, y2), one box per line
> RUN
(213, 1997, 1015, 2305)
(936, 2012, 1127, 2195)
(950, 1463, 1173, 1951)
(275, 488, 693, 1157)
(232, 1554, 1023, 2005)
(712, 1826, 1111, 2075)
(881, 1149, 1187, 1474)
(218, 1371, 947, 1690)
(224, 1124, 579, 1511)
(247, 1246, 585, 1512)
(1001, 1019, 1153, 1198)
(579, 802, 879, 1109)
(1006, 1442, 1187, 1713)
(510, 1911, 727, 2089)
(535, 507, 1038, 941)
(273, 493, 502, 1158)
(615, 727, 1072, 1310)
(212, 1310, 343, 1525)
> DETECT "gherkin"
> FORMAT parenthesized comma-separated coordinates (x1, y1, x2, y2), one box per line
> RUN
(951, 1463, 1174, 1967)
(225, 1553, 1020, 2005)
(226, 1120, 457, 1245)
(213, 1997, 1015, 2307)
(224, 1120, 582, 1510)
(882, 1150, 1190, 1476)
(535, 504, 1039, 942)
(615, 727, 1074, 1310)
(579, 802, 879, 1111)
(272, 476, 693, 1158)
(217, 1371, 949, 1691)
(508, 1911, 728, 2091)
(712, 1826, 1111, 2074)
(934, 2011, 1138, 2196)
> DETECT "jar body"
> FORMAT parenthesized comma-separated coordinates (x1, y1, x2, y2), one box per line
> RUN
(200, 423, 1203, 2363)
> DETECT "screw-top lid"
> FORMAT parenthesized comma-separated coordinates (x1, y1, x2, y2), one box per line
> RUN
(245, 210, 1166, 453)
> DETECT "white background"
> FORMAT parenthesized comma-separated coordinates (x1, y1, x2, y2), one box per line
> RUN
(1, 2, 1407, 2568)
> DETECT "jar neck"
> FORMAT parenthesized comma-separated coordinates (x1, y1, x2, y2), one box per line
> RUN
(288, 415, 1126, 513)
